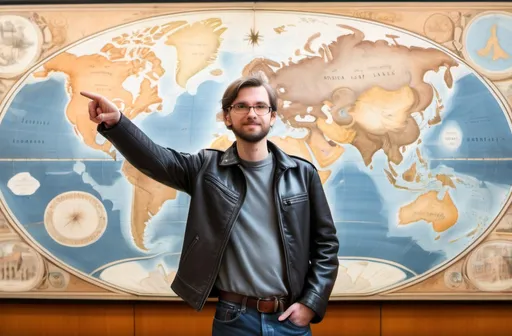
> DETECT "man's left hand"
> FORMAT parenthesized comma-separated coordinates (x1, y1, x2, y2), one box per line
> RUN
(278, 302, 315, 327)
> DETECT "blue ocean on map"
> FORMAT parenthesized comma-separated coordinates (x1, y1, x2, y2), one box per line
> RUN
(0, 160, 142, 274)
(423, 73, 512, 159)
(0, 76, 111, 160)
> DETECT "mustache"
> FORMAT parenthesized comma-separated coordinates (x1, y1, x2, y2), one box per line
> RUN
(243, 121, 261, 125)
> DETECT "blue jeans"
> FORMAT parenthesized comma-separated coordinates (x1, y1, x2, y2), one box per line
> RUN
(212, 299, 313, 336)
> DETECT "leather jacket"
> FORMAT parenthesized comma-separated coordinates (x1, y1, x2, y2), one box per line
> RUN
(98, 114, 339, 323)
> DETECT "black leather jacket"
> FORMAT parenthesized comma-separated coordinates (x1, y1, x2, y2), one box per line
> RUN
(98, 114, 339, 323)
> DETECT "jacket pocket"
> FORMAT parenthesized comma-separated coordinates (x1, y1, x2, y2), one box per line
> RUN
(181, 234, 199, 263)
(282, 192, 308, 206)
(204, 174, 238, 204)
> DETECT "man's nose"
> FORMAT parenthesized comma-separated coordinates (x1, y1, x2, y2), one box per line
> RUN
(246, 107, 258, 117)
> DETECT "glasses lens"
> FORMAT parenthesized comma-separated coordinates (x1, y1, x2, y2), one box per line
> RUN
(232, 104, 247, 113)
(254, 105, 270, 115)
(231, 104, 271, 115)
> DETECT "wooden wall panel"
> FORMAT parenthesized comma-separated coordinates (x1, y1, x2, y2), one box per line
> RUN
(2, 300, 512, 336)
(134, 301, 216, 336)
(381, 301, 512, 336)
(0, 300, 134, 336)
(132, 301, 381, 336)
(311, 302, 380, 336)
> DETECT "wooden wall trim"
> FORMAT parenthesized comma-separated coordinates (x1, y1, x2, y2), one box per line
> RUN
(1, 299, 511, 336)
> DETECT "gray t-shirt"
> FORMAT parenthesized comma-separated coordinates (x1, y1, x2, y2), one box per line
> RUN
(215, 152, 288, 297)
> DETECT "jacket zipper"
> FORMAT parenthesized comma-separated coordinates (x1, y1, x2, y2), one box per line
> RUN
(274, 169, 293, 296)
(198, 166, 247, 308)
(283, 193, 308, 205)
(181, 235, 199, 263)
(204, 175, 238, 203)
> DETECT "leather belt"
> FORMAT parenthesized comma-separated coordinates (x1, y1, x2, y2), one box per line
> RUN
(218, 290, 288, 313)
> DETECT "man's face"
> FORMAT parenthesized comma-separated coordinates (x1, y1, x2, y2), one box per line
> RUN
(224, 86, 276, 143)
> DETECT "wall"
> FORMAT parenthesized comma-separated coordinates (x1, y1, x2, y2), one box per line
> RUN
(1, 2, 512, 335)
(1, 300, 512, 336)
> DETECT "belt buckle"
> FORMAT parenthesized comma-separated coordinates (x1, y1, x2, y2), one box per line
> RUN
(256, 296, 279, 313)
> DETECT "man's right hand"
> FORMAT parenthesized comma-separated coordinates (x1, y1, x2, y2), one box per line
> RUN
(80, 91, 121, 128)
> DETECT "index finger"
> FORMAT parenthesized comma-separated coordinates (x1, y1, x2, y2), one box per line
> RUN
(80, 91, 103, 101)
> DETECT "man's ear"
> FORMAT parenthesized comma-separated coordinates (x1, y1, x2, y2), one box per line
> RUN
(224, 111, 232, 130)
(270, 110, 277, 127)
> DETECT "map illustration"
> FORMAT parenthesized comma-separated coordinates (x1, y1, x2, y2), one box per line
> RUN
(1, 4, 512, 300)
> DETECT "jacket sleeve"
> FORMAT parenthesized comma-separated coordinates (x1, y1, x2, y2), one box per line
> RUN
(97, 114, 205, 195)
(298, 168, 339, 323)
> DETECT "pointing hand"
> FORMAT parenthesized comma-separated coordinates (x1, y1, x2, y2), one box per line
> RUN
(80, 91, 121, 127)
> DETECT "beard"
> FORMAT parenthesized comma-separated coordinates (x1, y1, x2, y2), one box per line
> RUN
(231, 122, 270, 143)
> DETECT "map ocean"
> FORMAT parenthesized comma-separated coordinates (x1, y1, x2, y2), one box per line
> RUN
(0, 11, 511, 295)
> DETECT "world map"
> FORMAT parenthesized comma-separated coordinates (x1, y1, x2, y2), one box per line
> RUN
(1, 10, 511, 297)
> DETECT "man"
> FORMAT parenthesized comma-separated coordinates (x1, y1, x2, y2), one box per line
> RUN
(81, 73, 339, 335)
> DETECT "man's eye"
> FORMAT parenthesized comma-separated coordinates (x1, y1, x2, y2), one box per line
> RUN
(256, 105, 268, 109)
(234, 104, 247, 109)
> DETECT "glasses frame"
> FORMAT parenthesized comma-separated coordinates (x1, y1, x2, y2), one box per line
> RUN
(228, 104, 273, 116)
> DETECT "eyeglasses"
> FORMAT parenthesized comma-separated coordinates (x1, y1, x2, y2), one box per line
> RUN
(228, 103, 272, 115)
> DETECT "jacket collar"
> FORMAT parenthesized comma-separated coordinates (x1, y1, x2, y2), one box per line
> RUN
(219, 140, 297, 169)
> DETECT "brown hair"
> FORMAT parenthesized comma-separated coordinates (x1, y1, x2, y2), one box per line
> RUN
(221, 72, 278, 114)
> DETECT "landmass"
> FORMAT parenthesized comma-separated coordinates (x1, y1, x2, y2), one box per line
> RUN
(122, 161, 177, 251)
(350, 85, 420, 165)
(402, 162, 417, 182)
(398, 190, 459, 232)
(436, 174, 456, 188)
(242, 24, 458, 168)
(7, 172, 40, 196)
(449, 223, 480, 243)
(166, 18, 226, 87)
(388, 162, 398, 177)
(32, 21, 189, 158)
(33, 18, 225, 160)
(34, 52, 162, 157)
(274, 25, 287, 34)
(209, 134, 233, 151)
(210, 69, 223, 76)
(427, 85, 444, 126)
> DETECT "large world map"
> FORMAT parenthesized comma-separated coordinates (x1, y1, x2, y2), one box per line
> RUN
(1, 10, 512, 297)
